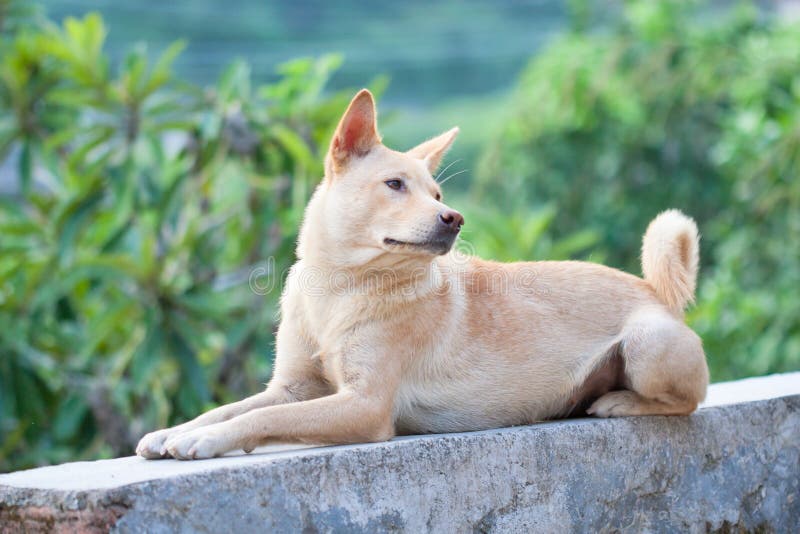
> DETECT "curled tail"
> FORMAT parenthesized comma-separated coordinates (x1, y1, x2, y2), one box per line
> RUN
(641, 210, 700, 315)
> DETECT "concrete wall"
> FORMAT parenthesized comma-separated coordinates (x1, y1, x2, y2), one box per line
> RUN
(1, 373, 798, 533)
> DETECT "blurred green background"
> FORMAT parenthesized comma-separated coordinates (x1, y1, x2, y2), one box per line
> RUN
(1, 0, 798, 472)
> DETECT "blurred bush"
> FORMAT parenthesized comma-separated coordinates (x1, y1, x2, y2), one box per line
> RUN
(478, 0, 800, 382)
(0, 2, 368, 471)
(1, 0, 798, 472)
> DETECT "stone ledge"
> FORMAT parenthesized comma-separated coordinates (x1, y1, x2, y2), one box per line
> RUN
(1, 373, 798, 533)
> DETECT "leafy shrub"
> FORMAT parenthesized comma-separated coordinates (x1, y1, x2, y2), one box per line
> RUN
(3, 0, 797, 473)
(478, 0, 800, 380)
(0, 5, 367, 471)
(457, 203, 601, 264)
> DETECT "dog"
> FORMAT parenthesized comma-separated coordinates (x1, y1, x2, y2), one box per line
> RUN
(137, 89, 709, 460)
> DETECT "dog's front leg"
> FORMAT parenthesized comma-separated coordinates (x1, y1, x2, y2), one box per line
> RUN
(164, 388, 396, 459)
(137, 318, 327, 459)
(164, 343, 403, 459)
(136, 384, 293, 459)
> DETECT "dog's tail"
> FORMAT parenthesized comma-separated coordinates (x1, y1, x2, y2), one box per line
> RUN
(641, 209, 700, 315)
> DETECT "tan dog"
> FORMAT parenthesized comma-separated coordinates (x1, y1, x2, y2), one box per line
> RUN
(137, 89, 709, 460)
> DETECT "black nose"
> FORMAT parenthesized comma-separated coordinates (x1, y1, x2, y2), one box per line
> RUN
(438, 210, 464, 231)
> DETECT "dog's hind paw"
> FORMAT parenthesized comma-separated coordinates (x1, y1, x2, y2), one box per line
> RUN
(586, 390, 640, 418)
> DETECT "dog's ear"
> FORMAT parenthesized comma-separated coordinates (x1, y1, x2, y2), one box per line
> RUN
(407, 127, 459, 173)
(326, 89, 381, 174)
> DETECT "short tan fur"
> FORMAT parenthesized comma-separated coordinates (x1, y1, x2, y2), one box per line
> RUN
(137, 90, 709, 460)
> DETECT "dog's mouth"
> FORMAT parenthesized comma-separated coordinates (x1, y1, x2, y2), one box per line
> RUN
(383, 236, 455, 255)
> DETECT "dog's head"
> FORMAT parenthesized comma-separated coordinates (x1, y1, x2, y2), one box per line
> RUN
(301, 89, 462, 265)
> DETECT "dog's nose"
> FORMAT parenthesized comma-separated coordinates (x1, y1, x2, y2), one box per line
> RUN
(438, 210, 464, 231)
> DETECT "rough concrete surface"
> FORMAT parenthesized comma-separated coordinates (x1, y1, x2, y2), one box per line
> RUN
(1, 373, 798, 533)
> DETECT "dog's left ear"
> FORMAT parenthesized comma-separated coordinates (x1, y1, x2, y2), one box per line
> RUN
(407, 127, 459, 173)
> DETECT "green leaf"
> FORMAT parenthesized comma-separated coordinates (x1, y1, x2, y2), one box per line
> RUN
(19, 139, 31, 195)
(52, 395, 89, 440)
(143, 40, 186, 97)
(56, 189, 104, 264)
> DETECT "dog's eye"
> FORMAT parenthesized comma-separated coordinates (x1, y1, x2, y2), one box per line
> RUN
(385, 179, 405, 191)
(435, 192, 442, 201)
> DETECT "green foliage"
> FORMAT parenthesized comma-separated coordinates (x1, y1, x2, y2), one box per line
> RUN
(0, 5, 368, 471)
(2, 0, 798, 473)
(478, 0, 800, 381)
(457, 203, 602, 264)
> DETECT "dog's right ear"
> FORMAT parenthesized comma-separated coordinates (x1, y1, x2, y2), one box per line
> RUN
(326, 89, 381, 176)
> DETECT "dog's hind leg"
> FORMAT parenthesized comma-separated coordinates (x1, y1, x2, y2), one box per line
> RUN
(587, 306, 708, 417)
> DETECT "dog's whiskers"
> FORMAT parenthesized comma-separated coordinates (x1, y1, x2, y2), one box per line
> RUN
(435, 158, 462, 183)
(439, 168, 468, 186)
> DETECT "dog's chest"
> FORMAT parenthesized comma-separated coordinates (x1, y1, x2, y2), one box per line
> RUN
(299, 291, 385, 388)
(310, 349, 346, 386)
(302, 292, 366, 348)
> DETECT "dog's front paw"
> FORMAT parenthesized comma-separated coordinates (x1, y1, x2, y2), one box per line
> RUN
(587, 391, 639, 418)
(136, 428, 176, 459)
(163, 425, 233, 460)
